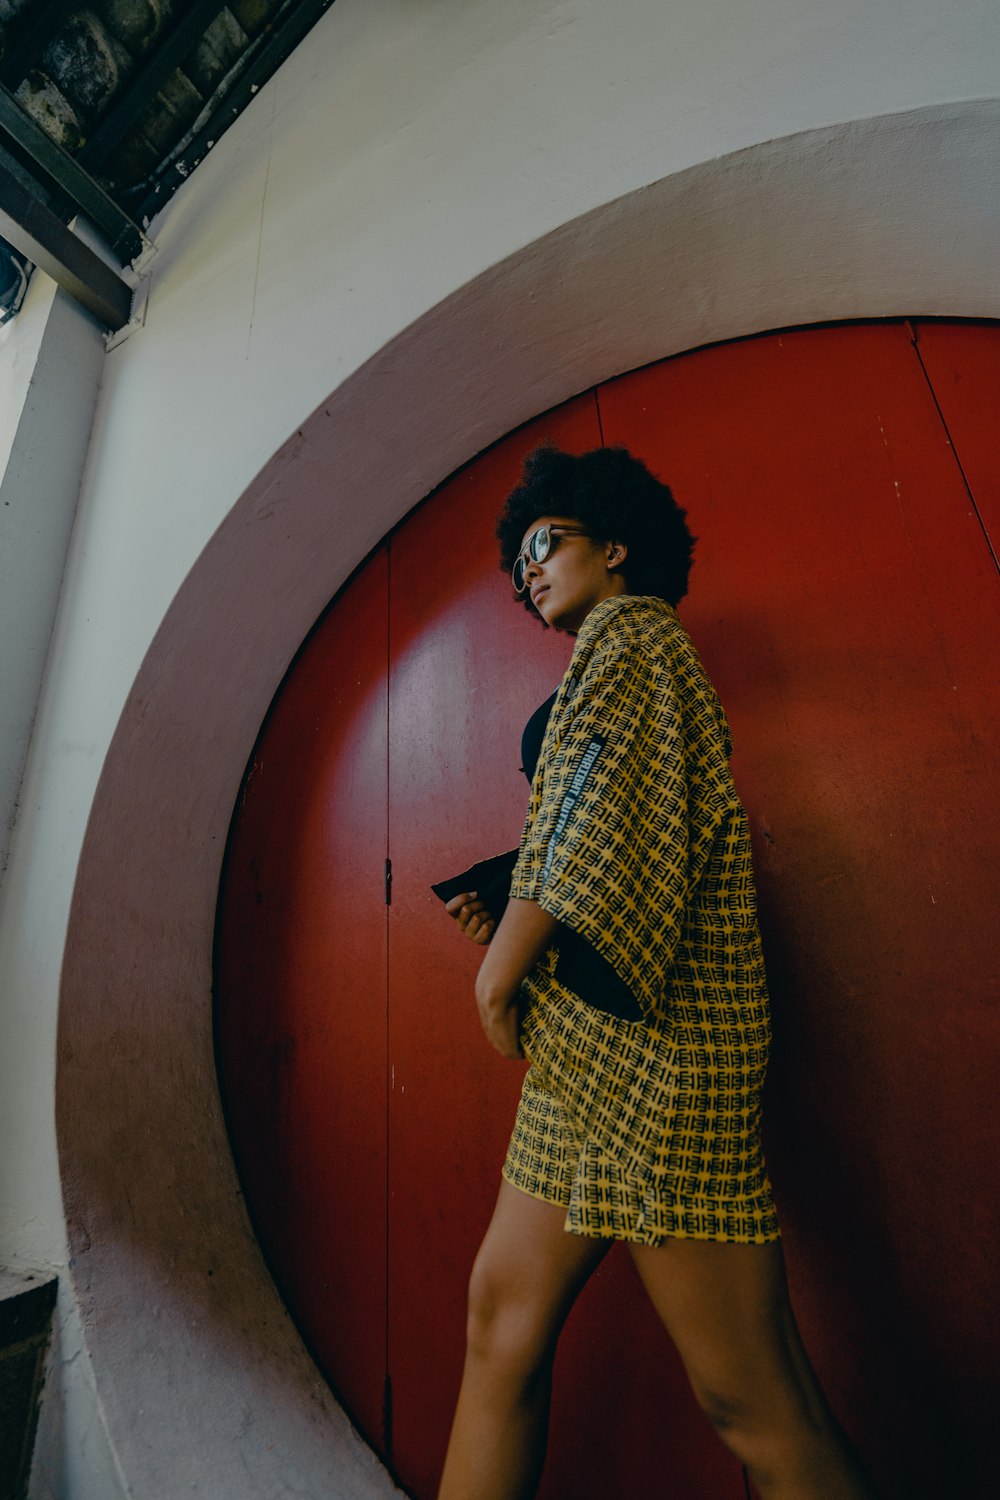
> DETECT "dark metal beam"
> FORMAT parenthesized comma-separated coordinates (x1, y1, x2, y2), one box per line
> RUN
(81, 0, 229, 172)
(0, 0, 81, 90)
(0, 86, 146, 263)
(0, 161, 133, 330)
(0, 139, 40, 197)
(136, 0, 336, 225)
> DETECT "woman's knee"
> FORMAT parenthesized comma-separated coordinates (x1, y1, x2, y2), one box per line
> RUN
(464, 1249, 555, 1374)
(692, 1379, 751, 1436)
(690, 1366, 831, 1474)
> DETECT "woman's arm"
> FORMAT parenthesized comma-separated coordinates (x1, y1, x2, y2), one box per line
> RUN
(474, 897, 560, 1058)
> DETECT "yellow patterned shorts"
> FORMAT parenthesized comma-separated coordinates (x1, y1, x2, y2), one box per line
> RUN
(502, 1063, 781, 1247)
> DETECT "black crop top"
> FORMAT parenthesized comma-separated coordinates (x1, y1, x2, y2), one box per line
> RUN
(520, 691, 558, 783)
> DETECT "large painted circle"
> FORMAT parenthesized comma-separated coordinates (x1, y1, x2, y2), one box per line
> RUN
(216, 322, 999, 1499)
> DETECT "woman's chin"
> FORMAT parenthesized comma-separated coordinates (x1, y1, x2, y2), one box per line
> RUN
(533, 591, 585, 633)
(539, 602, 568, 631)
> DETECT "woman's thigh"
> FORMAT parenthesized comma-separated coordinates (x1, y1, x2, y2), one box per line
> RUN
(627, 1237, 826, 1428)
(466, 1181, 612, 1364)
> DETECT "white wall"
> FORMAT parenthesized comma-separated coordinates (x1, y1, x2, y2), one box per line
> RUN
(0, 271, 56, 474)
(37, 0, 1000, 730)
(1, 0, 998, 1494)
(0, 274, 57, 872)
(0, 283, 105, 879)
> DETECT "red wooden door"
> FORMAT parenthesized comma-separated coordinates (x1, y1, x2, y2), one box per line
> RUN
(910, 320, 1000, 549)
(215, 549, 390, 1447)
(215, 322, 999, 1500)
(384, 394, 745, 1499)
(383, 394, 598, 1493)
(597, 322, 1000, 1497)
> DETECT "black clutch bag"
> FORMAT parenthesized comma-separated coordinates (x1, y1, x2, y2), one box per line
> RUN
(431, 848, 519, 921)
(431, 849, 642, 1021)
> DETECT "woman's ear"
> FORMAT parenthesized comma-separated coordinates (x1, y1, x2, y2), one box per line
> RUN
(606, 539, 628, 572)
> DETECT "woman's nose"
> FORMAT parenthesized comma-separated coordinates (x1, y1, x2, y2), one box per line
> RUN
(523, 555, 543, 585)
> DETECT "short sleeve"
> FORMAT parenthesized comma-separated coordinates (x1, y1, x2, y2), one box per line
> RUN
(510, 629, 691, 1020)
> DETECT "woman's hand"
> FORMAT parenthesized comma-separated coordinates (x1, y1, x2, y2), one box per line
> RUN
(472, 897, 562, 1059)
(445, 890, 496, 945)
(474, 973, 524, 1059)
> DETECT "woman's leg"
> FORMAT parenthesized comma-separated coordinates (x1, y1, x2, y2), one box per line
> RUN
(437, 1179, 610, 1500)
(629, 1237, 879, 1499)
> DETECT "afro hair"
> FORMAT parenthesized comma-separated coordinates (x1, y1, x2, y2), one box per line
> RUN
(496, 444, 695, 616)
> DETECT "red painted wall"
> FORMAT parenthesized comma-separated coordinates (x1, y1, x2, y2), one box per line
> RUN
(215, 322, 1000, 1499)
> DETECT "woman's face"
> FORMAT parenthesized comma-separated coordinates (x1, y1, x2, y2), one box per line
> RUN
(518, 514, 628, 633)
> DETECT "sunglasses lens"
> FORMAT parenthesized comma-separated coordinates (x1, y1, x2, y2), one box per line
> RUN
(512, 526, 553, 593)
(530, 525, 551, 563)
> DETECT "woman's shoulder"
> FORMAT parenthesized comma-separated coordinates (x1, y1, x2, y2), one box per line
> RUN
(572, 595, 723, 713)
(561, 599, 683, 714)
(574, 594, 681, 662)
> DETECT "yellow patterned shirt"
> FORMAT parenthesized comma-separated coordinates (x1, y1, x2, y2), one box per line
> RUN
(506, 593, 778, 1243)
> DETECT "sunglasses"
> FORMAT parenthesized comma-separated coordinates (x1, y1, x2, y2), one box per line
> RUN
(511, 524, 595, 594)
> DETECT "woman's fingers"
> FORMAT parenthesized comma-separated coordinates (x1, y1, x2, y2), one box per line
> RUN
(445, 890, 481, 919)
(468, 914, 495, 945)
(446, 892, 486, 928)
(444, 891, 495, 943)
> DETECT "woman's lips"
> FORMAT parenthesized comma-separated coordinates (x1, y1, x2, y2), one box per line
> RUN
(531, 585, 549, 606)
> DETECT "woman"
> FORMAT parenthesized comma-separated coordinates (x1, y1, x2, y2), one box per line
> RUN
(440, 446, 877, 1500)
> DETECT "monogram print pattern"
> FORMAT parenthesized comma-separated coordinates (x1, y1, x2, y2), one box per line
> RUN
(504, 595, 779, 1244)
